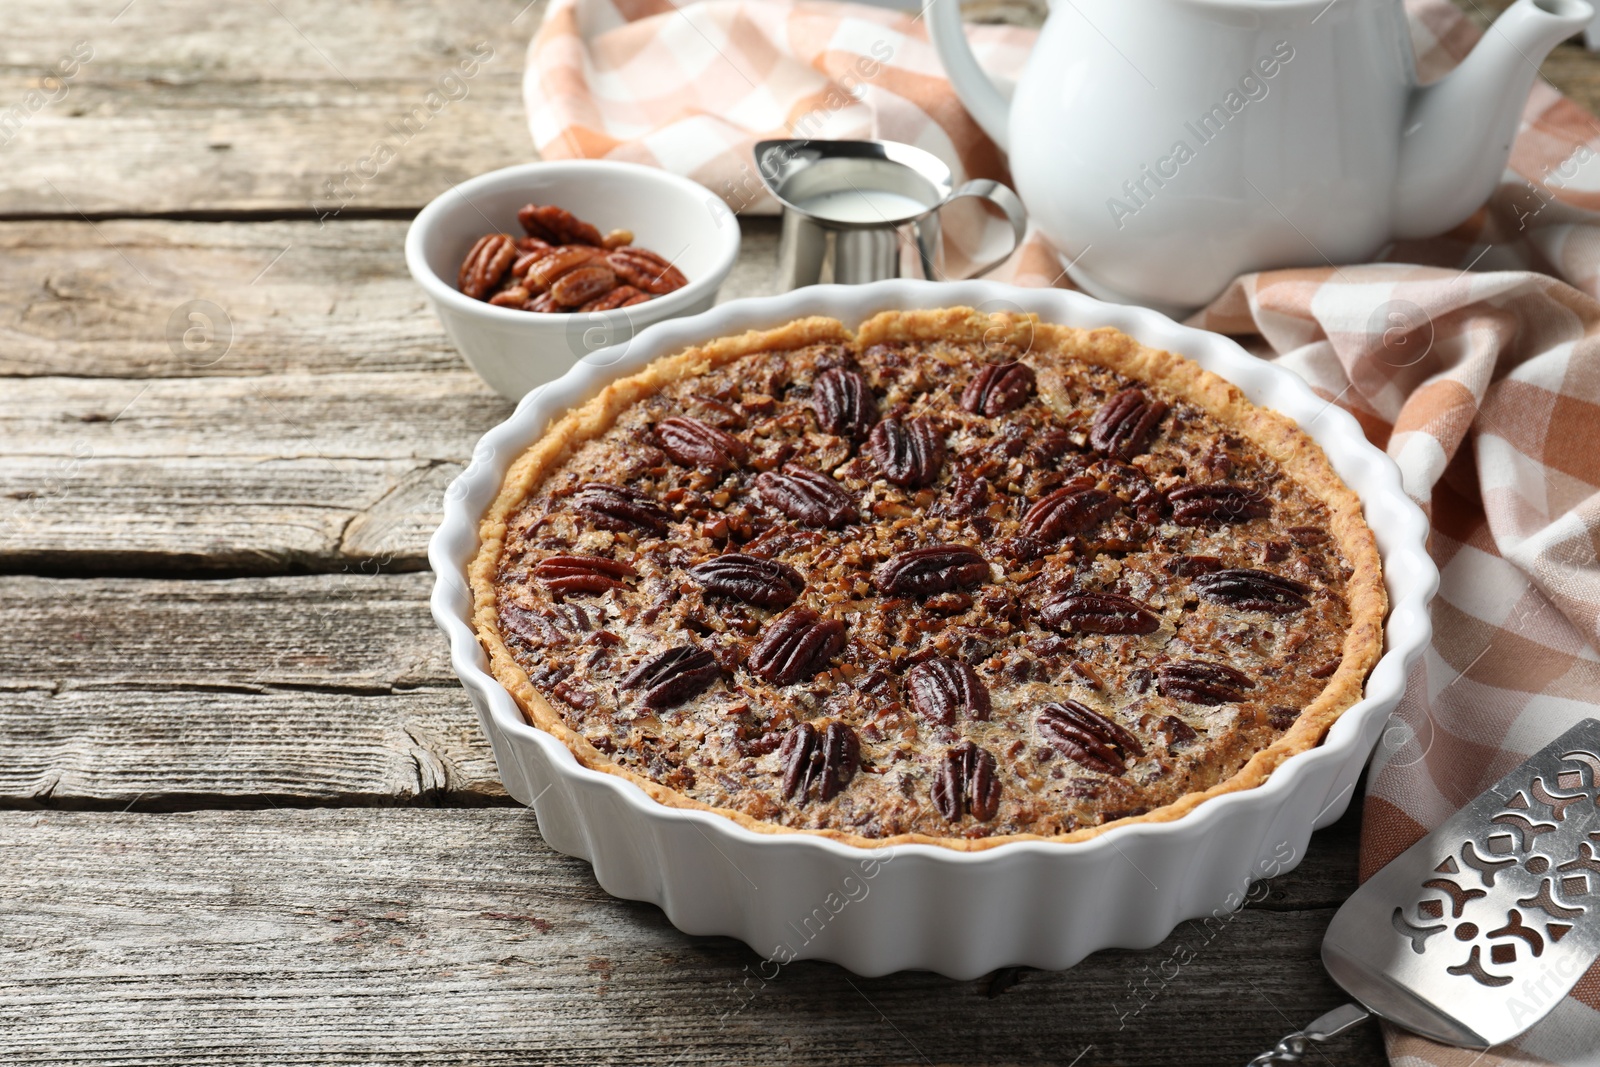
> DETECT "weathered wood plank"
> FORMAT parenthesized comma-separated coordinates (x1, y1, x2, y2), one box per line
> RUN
(0, 215, 777, 572)
(0, 220, 470, 378)
(0, 218, 781, 380)
(0, 572, 451, 689)
(1, 685, 504, 807)
(0, 370, 498, 571)
(0, 807, 1383, 1066)
(0, 572, 508, 806)
(0, 0, 538, 216)
(1, 369, 500, 457)
(0, 0, 542, 80)
(0, 454, 459, 574)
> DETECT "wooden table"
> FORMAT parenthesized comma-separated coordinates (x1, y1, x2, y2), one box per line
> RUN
(3, 2, 1588, 1063)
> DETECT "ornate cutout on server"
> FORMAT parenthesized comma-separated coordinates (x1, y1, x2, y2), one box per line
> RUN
(1389, 749, 1600, 988)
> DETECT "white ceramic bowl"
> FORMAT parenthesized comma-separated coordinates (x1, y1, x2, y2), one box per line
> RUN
(405, 161, 742, 400)
(430, 280, 1437, 978)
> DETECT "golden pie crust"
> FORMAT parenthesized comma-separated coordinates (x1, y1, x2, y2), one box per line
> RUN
(470, 308, 1386, 851)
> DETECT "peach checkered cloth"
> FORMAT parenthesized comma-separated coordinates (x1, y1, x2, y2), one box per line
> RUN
(527, 0, 1600, 1060)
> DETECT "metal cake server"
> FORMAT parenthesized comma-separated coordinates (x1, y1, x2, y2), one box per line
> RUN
(1250, 718, 1600, 1063)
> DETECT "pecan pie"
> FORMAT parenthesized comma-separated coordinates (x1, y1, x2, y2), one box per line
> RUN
(470, 309, 1385, 849)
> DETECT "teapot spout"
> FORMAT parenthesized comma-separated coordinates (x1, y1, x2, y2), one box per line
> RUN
(1394, 0, 1591, 239)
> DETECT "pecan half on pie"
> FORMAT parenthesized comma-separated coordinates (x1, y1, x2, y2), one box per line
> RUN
(470, 309, 1385, 849)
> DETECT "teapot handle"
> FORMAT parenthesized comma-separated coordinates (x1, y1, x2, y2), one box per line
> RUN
(926, 0, 1012, 152)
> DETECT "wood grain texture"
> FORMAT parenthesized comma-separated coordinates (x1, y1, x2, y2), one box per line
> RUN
(0, 0, 540, 216)
(1, 685, 503, 807)
(0, 807, 1385, 1067)
(0, 369, 498, 572)
(0, 218, 777, 572)
(0, 572, 451, 688)
(0, 572, 506, 806)
(0, 220, 471, 378)
(0, 217, 782, 380)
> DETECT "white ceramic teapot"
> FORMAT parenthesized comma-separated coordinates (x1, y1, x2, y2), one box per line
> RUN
(930, 0, 1593, 311)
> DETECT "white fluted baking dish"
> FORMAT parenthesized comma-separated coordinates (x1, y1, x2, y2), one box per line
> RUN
(429, 279, 1437, 978)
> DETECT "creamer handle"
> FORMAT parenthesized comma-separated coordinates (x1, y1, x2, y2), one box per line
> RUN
(926, 0, 1011, 152)
(932, 179, 1027, 280)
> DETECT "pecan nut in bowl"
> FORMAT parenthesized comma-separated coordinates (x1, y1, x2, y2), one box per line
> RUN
(463, 206, 686, 314)
(524, 246, 605, 293)
(405, 160, 740, 399)
(458, 233, 516, 299)
(606, 246, 689, 295)
(518, 202, 604, 247)
(433, 286, 1434, 978)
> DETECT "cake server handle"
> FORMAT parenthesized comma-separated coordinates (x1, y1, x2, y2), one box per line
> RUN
(1246, 1003, 1371, 1065)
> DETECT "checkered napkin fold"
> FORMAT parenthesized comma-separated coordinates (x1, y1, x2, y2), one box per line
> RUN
(526, 0, 1600, 1059)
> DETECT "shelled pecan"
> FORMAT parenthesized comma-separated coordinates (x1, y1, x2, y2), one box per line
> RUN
(931, 741, 1001, 822)
(458, 233, 516, 299)
(518, 203, 604, 246)
(749, 609, 847, 685)
(533, 554, 637, 596)
(867, 416, 946, 488)
(549, 264, 619, 308)
(456, 202, 688, 313)
(511, 245, 555, 278)
(961, 361, 1035, 417)
(1156, 659, 1255, 705)
(1039, 590, 1160, 635)
(579, 285, 649, 312)
(573, 482, 671, 536)
(907, 657, 991, 725)
(781, 720, 861, 804)
(488, 285, 531, 308)
(812, 368, 877, 443)
(524, 246, 604, 291)
(654, 416, 747, 473)
(873, 545, 989, 597)
(621, 644, 722, 709)
(687, 553, 805, 609)
(1089, 388, 1167, 460)
(1168, 483, 1271, 526)
(1192, 568, 1311, 614)
(607, 246, 688, 295)
(756, 464, 856, 529)
(1037, 701, 1144, 775)
(1154, 714, 1199, 750)
(1020, 483, 1120, 542)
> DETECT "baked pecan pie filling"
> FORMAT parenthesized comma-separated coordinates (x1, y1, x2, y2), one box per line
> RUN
(475, 311, 1384, 847)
